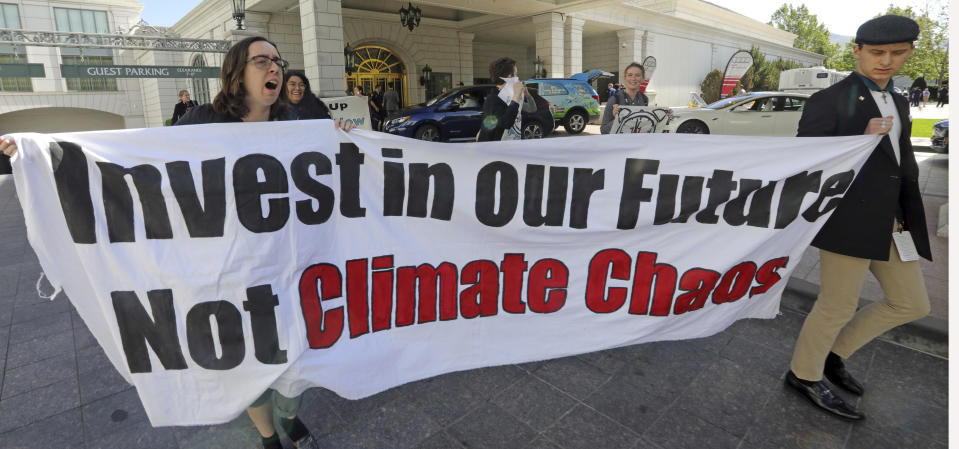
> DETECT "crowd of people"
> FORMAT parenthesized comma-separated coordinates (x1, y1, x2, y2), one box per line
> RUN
(0, 13, 939, 447)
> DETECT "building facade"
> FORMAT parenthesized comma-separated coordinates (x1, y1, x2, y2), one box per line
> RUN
(0, 0, 824, 132)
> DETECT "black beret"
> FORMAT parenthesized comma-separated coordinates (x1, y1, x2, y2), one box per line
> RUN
(855, 15, 919, 45)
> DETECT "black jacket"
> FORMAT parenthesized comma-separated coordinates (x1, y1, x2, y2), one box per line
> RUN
(476, 91, 520, 142)
(171, 100, 197, 125)
(290, 93, 331, 120)
(173, 104, 242, 125)
(798, 73, 930, 261)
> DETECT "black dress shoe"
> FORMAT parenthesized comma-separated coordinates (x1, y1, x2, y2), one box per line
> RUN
(785, 371, 865, 420)
(824, 353, 864, 396)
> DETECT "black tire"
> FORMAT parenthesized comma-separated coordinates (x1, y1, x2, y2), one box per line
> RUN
(563, 110, 588, 134)
(676, 120, 710, 134)
(414, 124, 440, 141)
(522, 120, 545, 139)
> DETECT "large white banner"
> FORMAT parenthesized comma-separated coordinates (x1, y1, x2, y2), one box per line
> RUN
(5, 123, 879, 426)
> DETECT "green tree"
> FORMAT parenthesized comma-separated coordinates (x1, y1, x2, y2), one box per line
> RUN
(881, 5, 948, 85)
(737, 46, 803, 92)
(700, 69, 723, 103)
(769, 4, 840, 67)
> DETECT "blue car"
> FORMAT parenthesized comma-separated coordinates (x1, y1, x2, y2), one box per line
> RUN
(383, 85, 553, 142)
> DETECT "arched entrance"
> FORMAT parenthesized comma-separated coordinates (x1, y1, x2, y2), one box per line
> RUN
(346, 45, 407, 106)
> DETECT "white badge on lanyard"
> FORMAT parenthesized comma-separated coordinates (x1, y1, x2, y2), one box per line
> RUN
(892, 231, 919, 262)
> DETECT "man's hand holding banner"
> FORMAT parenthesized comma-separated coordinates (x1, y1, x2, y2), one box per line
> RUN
(4, 124, 879, 425)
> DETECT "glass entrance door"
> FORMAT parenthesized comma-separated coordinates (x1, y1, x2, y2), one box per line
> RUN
(346, 46, 407, 106)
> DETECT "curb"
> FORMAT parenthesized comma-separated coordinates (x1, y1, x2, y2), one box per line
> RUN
(782, 277, 948, 358)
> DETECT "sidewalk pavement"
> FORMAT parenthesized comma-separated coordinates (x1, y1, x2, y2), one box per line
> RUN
(0, 134, 949, 449)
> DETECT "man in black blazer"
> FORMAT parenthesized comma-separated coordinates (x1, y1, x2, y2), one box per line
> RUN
(785, 15, 930, 421)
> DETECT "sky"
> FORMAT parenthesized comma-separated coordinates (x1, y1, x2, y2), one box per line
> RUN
(139, 0, 946, 35)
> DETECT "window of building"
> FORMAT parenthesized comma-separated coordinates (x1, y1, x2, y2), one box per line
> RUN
(54, 8, 117, 91)
(0, 3, 20, 28)
(192, 55, 210, 104)
(0, 3, 30, 92)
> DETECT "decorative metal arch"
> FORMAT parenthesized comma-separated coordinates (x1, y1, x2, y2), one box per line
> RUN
(353, 46, 405, 74)
(0, 28, 230, 53)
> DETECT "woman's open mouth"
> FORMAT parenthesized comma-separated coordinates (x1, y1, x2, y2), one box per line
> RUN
(265, 81, 278, 91)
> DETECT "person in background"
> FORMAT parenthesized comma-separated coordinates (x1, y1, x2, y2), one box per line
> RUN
(477, 57, 535, 141)
(353, 85, 363, 97)
(370, 84, 384, 131)
(456, 81, 465, 88)
(922, 87, 930, 107)
(284, 70, 331, 120)
(936, 86, 948, 107)
(170, 89, 197, 125)
(383, 82, 401, 119)
(600, 62, 649, 134)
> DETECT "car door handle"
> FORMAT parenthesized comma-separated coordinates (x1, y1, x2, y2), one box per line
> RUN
(761, 115, 772, 118)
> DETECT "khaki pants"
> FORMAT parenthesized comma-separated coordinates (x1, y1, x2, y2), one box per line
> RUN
(790, 243, 930, 381)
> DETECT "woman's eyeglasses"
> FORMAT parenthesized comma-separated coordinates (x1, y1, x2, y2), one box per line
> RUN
(247, 55, 288, 71)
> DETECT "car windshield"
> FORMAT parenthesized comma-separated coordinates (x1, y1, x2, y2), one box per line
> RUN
(426, 89, 460, 106)
(703, 96, 755, 110)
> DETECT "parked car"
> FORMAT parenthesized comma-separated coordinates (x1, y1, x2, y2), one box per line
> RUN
(662, 92, 811, 136)
(524, 70, 611, 134)
(382, 85, 553, 142)
(931, 119, 948, 153)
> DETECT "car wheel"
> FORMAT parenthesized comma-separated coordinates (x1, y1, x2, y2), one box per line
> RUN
(522, 121, 545, 139)
(414, 124, 440, 141)
(564, 111, 587, 134)
(676, 120, 710, 134)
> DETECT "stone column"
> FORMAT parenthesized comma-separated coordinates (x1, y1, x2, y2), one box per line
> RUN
(616, 28, 642, 71)
(533, 12, 564, 78)
(299, 0, 345, 97)
(458, 32, 475, 85)
(564, 16, 584, 76)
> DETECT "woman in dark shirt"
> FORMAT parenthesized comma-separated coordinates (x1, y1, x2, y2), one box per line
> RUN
(170, 90, 197, 125)
(284, 70, 331, 120)
(477, 57, 532, 142)
(175, 36, 350, 449)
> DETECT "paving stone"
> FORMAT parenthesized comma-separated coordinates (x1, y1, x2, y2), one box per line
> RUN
(79, 363, 132, 405)
(0, 377, 80, 433)
(4, 328, 74, 369)
(411, 430, 467, 449)
(315, 384, 408, 424)
(646, 406, 742, 449)
(542, 404, 639, 449)
(173, 415, 263, 449)
(81, 388, 150, 440)
(492, 373, 577, 431)
(315, 400, 441, 449)
(73, 319, 98, 349)
(453, 363, 525, 401)
(866, 341, 947, 409)
(846, 423, 947, 449)
(86, 418, 179, 449)
(618, 341, 715, 398)
(404, 370, 487, 426)
(743, 384, 850, 449)
(718, 336, 792, 379)
(675, 359, 780, 438)
(294, 387, 349, 438)
(447, 402, 538, 449)
(531, 355, 611, 400)
(0, 270, 18, 298)
(7, 310, 71, 344)
(0, 408, 83, 449)
(583, 372, 674, 435)
(9, 297, 71, 325)
(858, 386, 948, 444)
(576, 347, 630, 375)
(1, 351, 76, 400)
(728, 310, 805, 354)
(525, 437, 564, 449)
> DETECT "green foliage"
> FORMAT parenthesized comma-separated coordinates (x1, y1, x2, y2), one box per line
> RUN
(911, 77, 927, 89)
(830, 4, 949, 83)
(770, 4, 840, 68)
(164, 119, 172, 126)
(735, 46, 803, 92)
(700, 69, 723, 104)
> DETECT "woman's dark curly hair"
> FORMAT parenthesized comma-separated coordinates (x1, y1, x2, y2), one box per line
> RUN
(489, 57, 517, 83)
(213, 36, 288, 121)
(284, 69, 314, 97)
